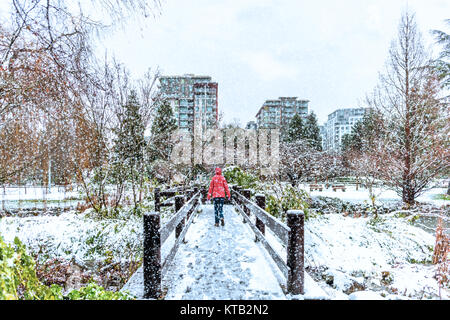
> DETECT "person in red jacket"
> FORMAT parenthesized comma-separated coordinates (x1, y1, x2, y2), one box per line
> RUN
(207, 167, 231, 227)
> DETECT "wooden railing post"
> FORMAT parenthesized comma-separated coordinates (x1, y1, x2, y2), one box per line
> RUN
(186, 189, 194, 219)
(255, 194, 266, 235)
(287, 210, 305, 295)
(143, 212, 161, 299)
(235, 186, 242, 205)
(175, 195, 185, 239)
(201, 189, 207, 203)
(154, 188, 161, 212)
(242, 189, 251, 216)
(186, 189, 193, 200)
(188, 196, 198, 220)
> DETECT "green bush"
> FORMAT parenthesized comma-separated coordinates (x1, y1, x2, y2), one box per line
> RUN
(223, 166, 259, 190)
(66, 282, 134, 300)
(0, 235, 134, 300)
(265, 185, 311, 221)
(0, 235, 63, 300)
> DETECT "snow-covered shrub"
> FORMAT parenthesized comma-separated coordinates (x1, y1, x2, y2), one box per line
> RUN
(0, 234, 136, 300)
(265, 185, 312, 221)
(223, 166, 259, 190)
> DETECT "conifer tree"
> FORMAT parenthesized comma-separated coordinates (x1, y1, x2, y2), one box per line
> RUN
(303, 112, 322, 151)
(431, 19, 450, 89)
(112, 90, 146, 210)
(341, 110, 381, 155)
(284, 113, 304, 142)
(147, 100, 178, 162)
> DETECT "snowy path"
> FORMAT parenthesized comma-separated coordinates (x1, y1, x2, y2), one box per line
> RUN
(122, 204, 288, 299)
(162, 204, 286, 300)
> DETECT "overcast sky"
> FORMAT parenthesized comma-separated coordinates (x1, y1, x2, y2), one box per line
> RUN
(4, 1, 449, 125)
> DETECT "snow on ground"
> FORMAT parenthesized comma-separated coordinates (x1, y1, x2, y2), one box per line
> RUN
(305, 213, 448, 299)
(1, 185, 448, 300)
(0, 186, 81, 201)
(304, 185, 448, 207)
(0, 210, 143, 265)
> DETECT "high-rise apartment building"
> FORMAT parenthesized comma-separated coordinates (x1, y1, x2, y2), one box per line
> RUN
(158, 74, 218, 132)
(322, 107, 369, 151)
(319, 125, 326, 150)
(255, 97, 309, 129)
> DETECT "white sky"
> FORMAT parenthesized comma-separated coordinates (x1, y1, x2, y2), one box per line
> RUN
(1, 1, 449, 125)
(98, 0, 449, 125)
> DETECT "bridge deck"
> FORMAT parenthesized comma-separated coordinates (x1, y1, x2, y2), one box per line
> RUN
(162, 204, 286, 299)
(122, 203, 328, 299)
(123, 204, 286, 299)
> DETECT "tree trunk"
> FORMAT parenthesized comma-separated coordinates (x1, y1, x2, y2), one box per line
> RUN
(402, 178, 415, 206)
(447, 180, 450, 196)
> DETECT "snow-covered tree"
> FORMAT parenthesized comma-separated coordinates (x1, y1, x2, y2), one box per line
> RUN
(110, 91, 147, 211)
(284, 113, 304, 142)
(281, 111, 340, 184)
(280, 140, 345, 186)
(367, 11, 450, 205)
(431, 19, 450, 195)
(148, 100, 177, 162)
(303, 112, 322, 151)
(147, 100, 177, 182)
(431, 19, 450, 90)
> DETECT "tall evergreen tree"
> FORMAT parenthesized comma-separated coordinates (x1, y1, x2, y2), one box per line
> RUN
(341, 109, 381, 155)
(303, 112, 322, 151)
(431, 19, 450, 89)
(432, 20, 450, 196)
(112, 90, 146, 209)
(148, 100, 178, 162)
(284, 113, 304, 142)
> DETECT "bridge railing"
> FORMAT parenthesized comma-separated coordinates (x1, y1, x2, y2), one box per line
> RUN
(232, 186, 305, 295)
(143, 187, 200, 299)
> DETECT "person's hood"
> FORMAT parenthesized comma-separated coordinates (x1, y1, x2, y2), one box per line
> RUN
(215, 167, 222, 175)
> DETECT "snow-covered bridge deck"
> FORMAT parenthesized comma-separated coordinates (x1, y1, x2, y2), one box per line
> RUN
(122, 204, 327, 300)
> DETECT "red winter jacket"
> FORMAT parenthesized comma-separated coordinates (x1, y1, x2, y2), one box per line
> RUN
(207, 168, 231, 200)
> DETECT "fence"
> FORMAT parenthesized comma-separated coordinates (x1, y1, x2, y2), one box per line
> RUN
(143, 187, 200, 299)
(231, 186, 305, 295)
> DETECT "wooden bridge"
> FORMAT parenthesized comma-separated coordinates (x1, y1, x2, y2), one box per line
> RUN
(125, 185, 308, 299)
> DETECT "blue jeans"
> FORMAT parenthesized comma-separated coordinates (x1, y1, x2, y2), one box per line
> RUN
(213, 197, 224, 224)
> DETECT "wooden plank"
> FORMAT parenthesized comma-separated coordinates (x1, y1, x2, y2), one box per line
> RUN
(233, 200, 289, 279)
(160, 192, 200, 245)
(159, 203, 173, 208)
(160, 191, 176, 198)
(161, 201, 199, 276)
(236, 193, 290, 246)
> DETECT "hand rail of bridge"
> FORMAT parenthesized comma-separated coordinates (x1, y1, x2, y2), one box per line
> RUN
(143, 187, 200, 299)
(234, 191, 290, 245)
(231, 186, 305, 296)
